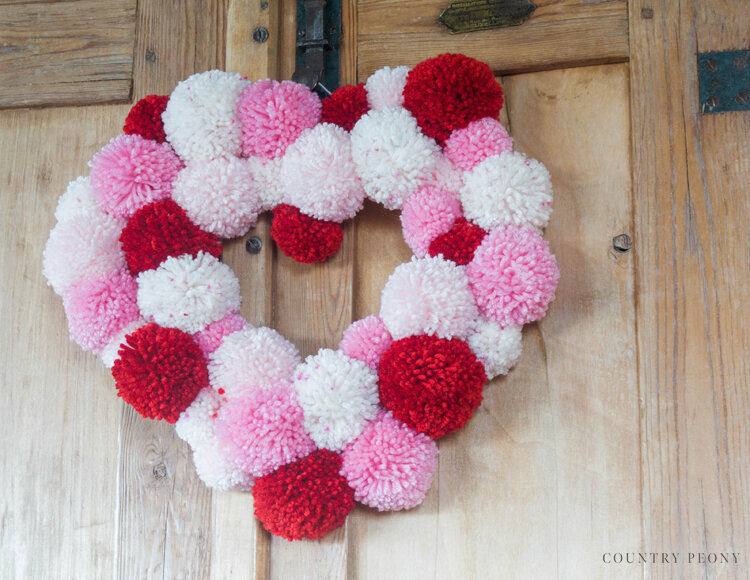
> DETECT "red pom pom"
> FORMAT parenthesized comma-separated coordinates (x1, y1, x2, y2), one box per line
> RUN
(120, 199, 223, 274)
(253, 449, 355, 541)
(403, 54, 503, 147)
(112, 323, 208, 423)
(270, 204, 343, 263)
(428, 217, 487, 265)
(123, 95, 170, 143)
(378, 334, 486, 439)
(321, 84, 369, 131)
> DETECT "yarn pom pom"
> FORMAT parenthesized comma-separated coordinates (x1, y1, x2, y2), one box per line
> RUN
(192, 435, 254, 491)
(55, 176, 99, 223)
(89, 134, 182, 219)
(364, 66, 410, 110)
(378, 334, 486, 439)
(209, 326, 301, 399)
(270, 204, 343, 264)
(112, 323, 208, 422)
(136, 251, 241, 334)
(403, 53, 504, 146)
(423, 153, 464, 196)
(467, 319, 523, 379)
(467, 227, 559, 327)
(293, 349, 380, 451)
(100, 318, 145, 368)
(253, 449, 354, 541)
(379, 255, 479, 340)
(63, 269, 140, 353)
(175, 386, 222, 447)
(120, 199, 223, 275)
(321, 84, 369, 131)
(123, 95, 170, 143)
(192, 313, 247, 357)
(247, 156, 284, 211)
(428, 217, 487, 265)
(341, 411, 438, 511)
(215, 383, 316, 477)
(444, 117, 513, 171)
(238, 80, 321, 159)
(400, 186, 462, 257)
(339, 315, 393, 369)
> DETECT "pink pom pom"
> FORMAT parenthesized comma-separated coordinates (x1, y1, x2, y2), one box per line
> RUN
(444, 117, 513, 171)
(400, 186, 462, 257)
(214, 383, 316, 477)
(193, 313, 247, 357)
(341, 411, 438, 511)
(90, 134, 182, 219)
(238, 80, 321, 159)
(339, 315, 392, 369)
(62, 269, 140, 353)
(467, 227, 559, 327)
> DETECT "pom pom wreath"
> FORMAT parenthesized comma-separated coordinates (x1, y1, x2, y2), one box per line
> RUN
(123, 95, 170, 143)
(341, 411, 438, 511)
(162, 70, 247, 162)
(351, 107, 439, 210)
(192, 434, 254, 491)
(379, 256, 479, 340)
(136, 251, 241, 334)
(247, 156, 284, 211)
(215, 383, 316, 477)
(43, 211, 125, 295)
(444, 117, 513, 171)
(209, 326, 301, 399)
(112, 323, 208, 422)
(253, 449, 354, 540)
(428, 217, 487, 265)
(238, 80, 321, 159)
(293, 349, 380, 451)
(364, 66, 410, 110)
(461, 151, 553, 232)
(175, 386, 222, 447)
(321, 84, 369, 131)
(339, 315, 393, 369)
(119, 199, 223, 275)
(192, 313, 247, 357)
(62, 269, 140, 353)
(280, 124, 364, 222)
(467, 319, 523, 379)
(467, 227, 559, 327)
(54, 176, 99, 223)
(400, 186, 462, 257)
(378, 334, 486, 439)
(270, 204, 343, 264)
(403, 53, 504, 146)
(172, 157, 263, 238)
(89, 134, 182, 219)
(100, 318, 145, 368)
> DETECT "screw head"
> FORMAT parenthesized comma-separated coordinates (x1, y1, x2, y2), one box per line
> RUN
(640, 7, 654, 18)
(735, 91, 750, 105)
(253, 27, 269, 43)
(612, 234, 632, 253)
(246, 236, 263, 254)
(733, 56, 747, 69)
(704, 58, 718, 72)
(260, 1, 268, 9)
(705, 95, 719, 108)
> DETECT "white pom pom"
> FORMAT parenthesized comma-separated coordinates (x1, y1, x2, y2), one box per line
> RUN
(351, 107, 439, 210)
(460, 151, 553, 231)
(55, 176, 100, 222)
(163, 70, 247, 162)
(467, 319, 523, 379)
(209, 326, 301, 399)
(99, 318, 145, 368)
(365, 66, 410, 110)
(280, 124, 365, 222)
(172, 157, 262, 238)
(136, 252, 240, 334)
(176, 387, 222, 447)
(247, 155, 284, 211)
(380, 255, 479, 340)
(191, 434, 253, 491)
(294, 349, 380, 451)
(422, 153, 464, 197)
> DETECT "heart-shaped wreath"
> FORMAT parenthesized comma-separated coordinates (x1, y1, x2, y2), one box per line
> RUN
(43, 54, 559, 541)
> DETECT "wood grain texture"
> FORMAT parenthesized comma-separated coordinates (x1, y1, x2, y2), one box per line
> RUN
(0, 0, 136, 108)
(357, 0, 628, 80)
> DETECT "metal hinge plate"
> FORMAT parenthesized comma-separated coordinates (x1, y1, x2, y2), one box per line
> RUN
(698, 50, 750, 113)
(292, 0, 340, 97)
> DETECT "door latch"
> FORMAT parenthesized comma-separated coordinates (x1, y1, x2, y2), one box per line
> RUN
(292, 0, 341, 98)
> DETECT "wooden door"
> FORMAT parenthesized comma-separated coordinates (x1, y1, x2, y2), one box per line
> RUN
(2, 0, 749, 578)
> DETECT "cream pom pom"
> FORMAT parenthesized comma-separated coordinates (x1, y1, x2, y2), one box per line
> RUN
(209, 326, 301, 399)
(175, 387, 222, 447)
(136, 251, 241, 334)
(351, 107, 439, 210)
(379, 255, 479, 340)
(460, 151, 553, 231)
(365, 66, 409, 110)
(280, 123, 365, 222)
(294, 349, 380, 451)
(54, 176, 100, 222)
(421, 153, 464, 197)
(172, 157, 262, 238)
(467, 319, 523, 379)
(191, 434, 254, 491)
(162, 70, 247, 162)
(247, 155, 285, 211)
(99, 318, 145, 368)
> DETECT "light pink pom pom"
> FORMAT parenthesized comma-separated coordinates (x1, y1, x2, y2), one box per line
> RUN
(444, 117, 513, 171)
(341, 411, 438, 511)
(214, 383, 315, 477)
(339, 315, 392, 369)
(89, 134, 182, 219)
(467, 227, 559, 327)
(193, 313, 247, 357)
(400, 186, 462, 257)
(238, 80, 321, 159)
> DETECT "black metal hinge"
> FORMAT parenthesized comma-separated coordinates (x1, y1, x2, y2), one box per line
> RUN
(292, 0, 341, 98)
(698, 50, 750, 114)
